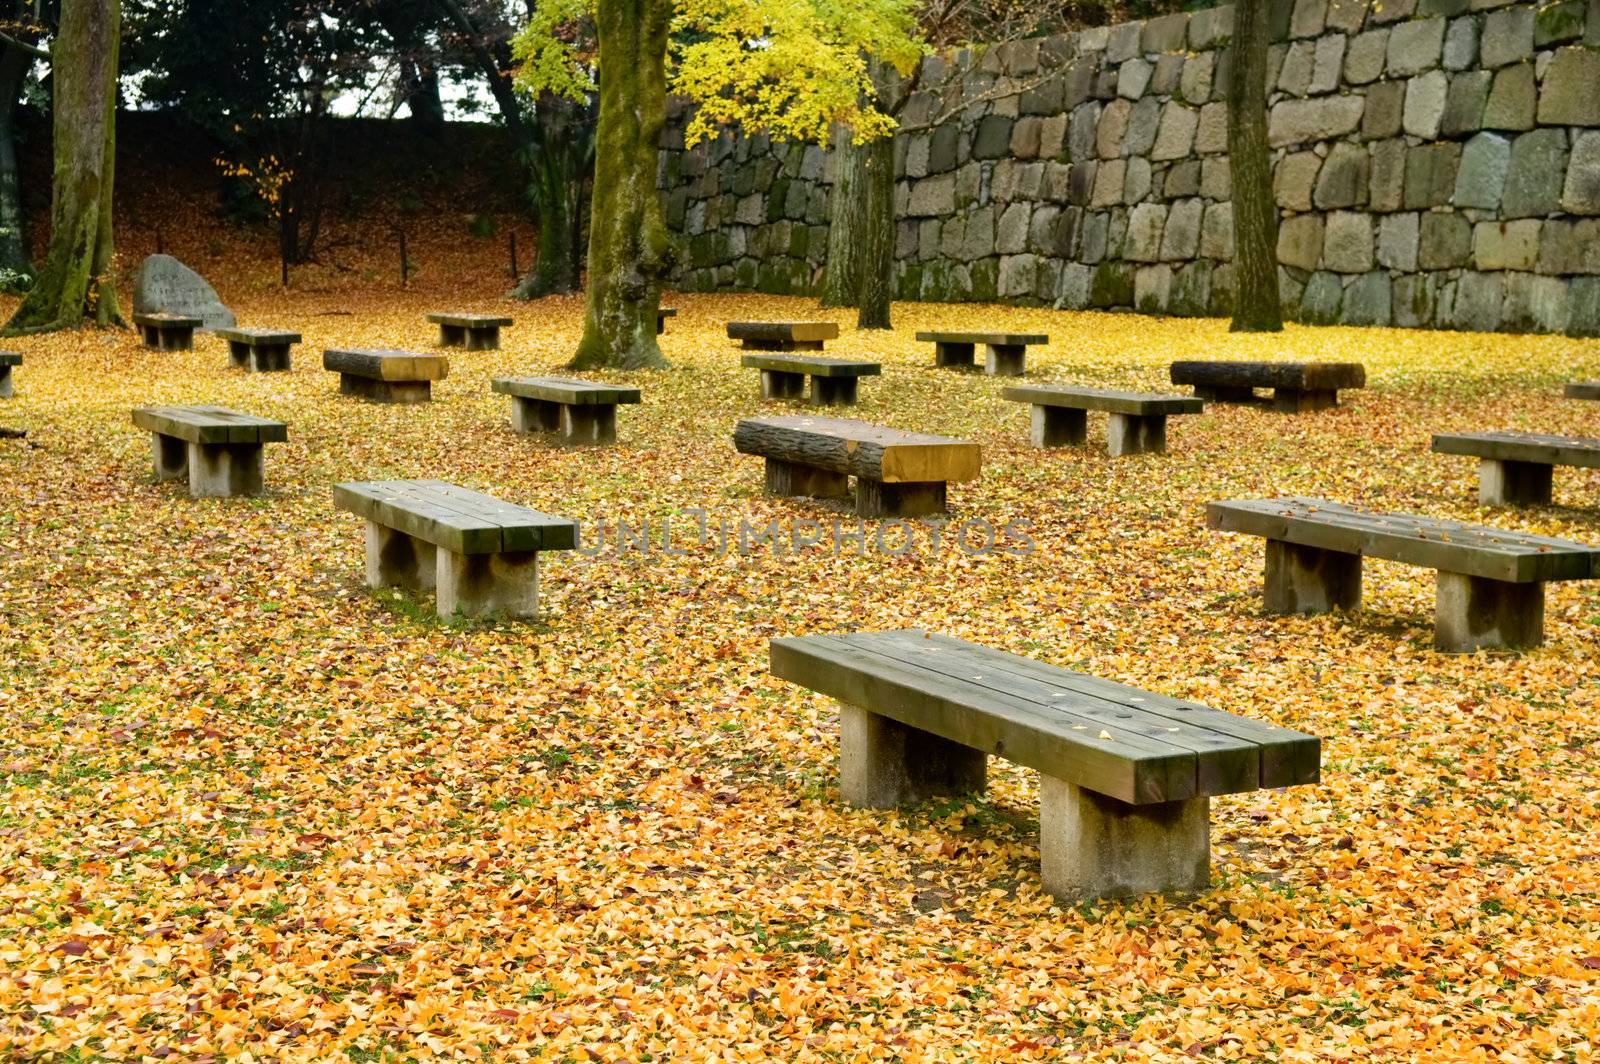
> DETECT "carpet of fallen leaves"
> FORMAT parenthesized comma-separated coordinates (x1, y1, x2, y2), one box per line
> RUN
(0, 284, 1598, 1063)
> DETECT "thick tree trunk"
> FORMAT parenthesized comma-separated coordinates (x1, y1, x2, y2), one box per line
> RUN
(1226, 0, 1282, 333)
(401, 59, 446, 139)
(512, 167, 576, 298)
(819, 128, 862, 309)
(570, 0, 673, 370)
(0, 41, 31, 276)
(855, 131, 895, 329)
(5, 0, 122, 335)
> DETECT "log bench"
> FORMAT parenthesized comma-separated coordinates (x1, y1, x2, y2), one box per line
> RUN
(742, 354, 881, 406)
(426, 312, 512, 350)
(769, 629, 1320, 902)
(491, 375, 642, 445)
(916, 331, 1048, 376)
(1433, 431, 1600, 507)
(333, 479, 577, 619)
(727, 321, 839, 352)
(324, 348, 448, 404)
(1170, 360, 1365, 412)
(1566, 381, 1600, 401)
(131, 405, 287, 498)
(1003, 385, 1202, 455)
(657, 308, 676, 335)
(134, 312, 202, 351)
(216, 328, 300, 372)
(734, 415, 979, 518)
(1206, 496, 1600, 652)
(0, 351, 19, 398)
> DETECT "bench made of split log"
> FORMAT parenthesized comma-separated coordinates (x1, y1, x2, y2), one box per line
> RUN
(1433, 431, 1600, 507)
(333, 479, 577, 619)
(1566, 381, 1600, 400)
(726, 321, 840, 352)
(426, 312, 512, 350)
(1170, 360, 1365, 412)
(131, 405, 287, 498)
(657, 308, 676, 334)
(770, 629, 1320, 902)
(1207, 496, 1600, 652)
(491, 376, 642, 445)
(741, 354, 882, 406)
(916, 331, 1048, 377)
(1003, 385, 1203, 455)
(134, 312, 203, 351)
(216, 328, 300, 372)
(733, 415, 980, 518)
(324, 348, 449, 404)
(0, 351, 19, 398)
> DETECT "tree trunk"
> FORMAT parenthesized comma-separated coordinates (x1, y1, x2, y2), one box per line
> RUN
(819, 127, 862, 309)
(512, 160, 576, 298)
(1226, 0, 1282, 333)
(5, 0, 122, 335)
(0, 39, 32, 276)
(855, 131, 895, 329)
(570, 0, 673, 370)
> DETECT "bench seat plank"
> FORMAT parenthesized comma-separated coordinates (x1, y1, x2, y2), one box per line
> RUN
(215, 327, 302, 346)
(491, 376, 642, 405)
(1566, 381, 1600, 400)
(132, 405, 288, 444)
(426, 312, 514, 328)
(133, 312, 203, 329)
(324, 348, 448, 381)
(915, 331, 1048, 346)
(740, 354, 882, 378)
(0, 352, 19, 367)
(1003, 385, 1203, 416)
(1171, 360, 1365, 391)
(1432, 430, 1600, 470)
(333, 479, 576, 554)
(727, 321, 839, 345)
(734, 415, 979, 484)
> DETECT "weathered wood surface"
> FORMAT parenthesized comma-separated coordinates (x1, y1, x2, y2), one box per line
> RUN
(425, 312, 513, 328)
(324, 348, 448, 381)
(132, 405, 288, 445)
(1563, 381, 1600, 400)
(215, 327, 302, 346)
(1432, 431, 1600, 470)
(726, 321, 840, 344)
(1207, 496, 1600, 582)
(770, 629, 1319, 806)
(1171, 360, 1366, 391)
(1003, 385, 1203, 416)
(0, 352, 22, 367)
(915, 331, 1048, 346)
(333, 480, 577, 554)
(734, 416, 980, 484)
(491, 376, 642, 405)
(133, 312, 203, 329)
(740, 354, 882, 378)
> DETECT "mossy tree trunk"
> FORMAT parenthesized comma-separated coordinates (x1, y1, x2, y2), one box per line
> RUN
(1226, 0, 1282, 333)
(513, 95, 593, 299)
(855, 131, 895, 329)
(0, 35, 32, 277)
(570, 0, 673, 370)
(819, 127, 862, 309)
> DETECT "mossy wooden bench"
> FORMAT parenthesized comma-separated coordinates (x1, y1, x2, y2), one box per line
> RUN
(134, 312, 202, 351)
(0, 351, 19, 398)
(770, 629, 1320, 902)
(1171, 361, 1365, 412)
(1566, 381, 1600, 401)
(333, 479, 578, 619)
(734, 415, 980, 518)
(324, 348, 448, 404)
(1433, 431, 1600, 507)
(491, 376, 642, 445)
(657, 308, 676, 335)
(216, 328, 300, 372)
(1207, 496, 1600, 652)
(727, 321, 839, 352)
(741, 354, 881, 406)
(131, 405, 287, 498)
(426, 312, 512, 350)
(916, 331, 1048, 376)
(1003, 385, 1202, 454)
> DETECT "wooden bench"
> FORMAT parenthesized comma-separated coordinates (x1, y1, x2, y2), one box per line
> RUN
(134, 312, 202, 351)
(131, 405, 287, 498)
(916, 331, 1048, 376)
(216, 328, 299, 372)
(1207, 496, 1600, 652)
(0, 351, 19, 398)
(770, 629, 1319, 902)
(727, 321, 839, 352)
(324, 348, 448, 404)
(657, 307, 676, 335)
(733, 415, 980, 518)
(1003, 385, 1202, 455)
(1566, 381, 1600, 401)
(333, 479, 577, 619)
(741, 354, 881, 406)
(491, 376, 642, 445)
(1171, 360, 1365, 412)
(426, 312, 512, 350)
(1433, 430, 1600, 507)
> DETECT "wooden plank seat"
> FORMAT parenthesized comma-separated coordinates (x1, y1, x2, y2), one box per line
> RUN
(0, 351, 19, 398)
(1207, 496, 1600, 652)
(1566, 381, 1600, 401)
(727, 321, 839, 352)
(333, 479, 577, 619)
(490, 375, 642, 445)
(916, 331, 1048, 376)
(770, 629, 1320, 902)
(657, 307, 676, 334)
(216, 327, 300, 372)
(324, 348, 448, 404)
(426, 312, 512, 350)
(131, 405, 287, 498)
(741, 353, 882, 406)
(1170, 360, 1365, 412)
(134, 312, 202, 351)
(1433, 430, 1600, 507)
(1003, 384, 1203, 455)
(733, 415, 980, 518)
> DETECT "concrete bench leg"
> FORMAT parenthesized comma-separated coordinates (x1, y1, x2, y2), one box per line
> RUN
(140, 325, 161, 349)
(511, 397, 562, 433)
(1435, 571, 1543, 652)
(985, 344, 1026, 376)
(760, 369, 806, 400)
(465, 327, 499, 351)
(837, 702, 987, 809)
(1263, 539, 1362, 614)
(250, 346, 290, 372)
(1031, 405, 1087, 448)
(934, 342, 976, 368)
(561, 403, 618, 445)
(1273, 388, 1338, 413)
(365, 520, 437, 592)
(436, 548, 540, 619)
(158, 327, 193, 351)
(1107, 413, 1167, 456)
(188, 442, 264, 497)
(150, 433, 188, 481)
(0, 365, 12, 398)
(340, 374, 431, 403)
(1193, 384, 1256, 403)
(1039, 776, 1209, 902)
(764, 458, 850, 500)
(857, 479, 947, 518)
(811, 376, 858, 406)
(1478, 459, 1553, 506)
(228, 342, 250, 369)
(438, 324, 466, 347)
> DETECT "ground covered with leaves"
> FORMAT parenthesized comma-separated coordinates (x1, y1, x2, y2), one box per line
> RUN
(0, 288, 1597, 1061)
